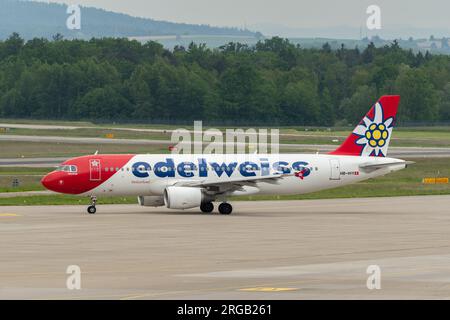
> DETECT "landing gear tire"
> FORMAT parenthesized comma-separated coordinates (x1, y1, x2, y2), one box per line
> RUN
(218, 203, 233, 215)
(87, 196, 97, 214)
(200, 202, 214, 213)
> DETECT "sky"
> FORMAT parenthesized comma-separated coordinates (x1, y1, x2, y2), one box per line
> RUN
(37, 0, 450, 38)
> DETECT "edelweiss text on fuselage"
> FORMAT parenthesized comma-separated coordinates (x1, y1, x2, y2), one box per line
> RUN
(131, 158, 312, 179)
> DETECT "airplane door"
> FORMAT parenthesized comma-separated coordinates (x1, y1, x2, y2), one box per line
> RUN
(329, 159, 341, 180)
(89, 159, 102, 181)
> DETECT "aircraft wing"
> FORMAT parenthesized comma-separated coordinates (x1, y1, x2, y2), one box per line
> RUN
(173, 173, 293, 194)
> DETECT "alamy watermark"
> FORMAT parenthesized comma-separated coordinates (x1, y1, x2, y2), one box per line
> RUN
(366, 5, 382, 31)
(170, 121, 280, 158)
(366, 265, 381, 290)
(66, 4, 81, 30)
(66, 265, 82, 290)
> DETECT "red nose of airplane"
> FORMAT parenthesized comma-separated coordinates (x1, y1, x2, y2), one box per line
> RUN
(41, 173, 62, 192)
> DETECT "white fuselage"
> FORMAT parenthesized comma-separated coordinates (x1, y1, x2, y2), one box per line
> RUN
(85, 154, 406, 197)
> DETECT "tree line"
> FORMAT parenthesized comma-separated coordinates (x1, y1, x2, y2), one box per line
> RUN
(0, 33, 449, 126)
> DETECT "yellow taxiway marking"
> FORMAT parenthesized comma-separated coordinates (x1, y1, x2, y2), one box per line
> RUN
(0, 213, 20, 217)
(239, 287, 299, 292)
(43, 280, 306, 300)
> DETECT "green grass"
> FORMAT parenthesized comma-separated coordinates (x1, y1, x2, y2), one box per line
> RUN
(0, 140, 171, 158)
(0, 118, 202, 131)
(0, 157, 448, 206)
(0, 118, 93, 126)
(2, 120, 450, 148)
(0, 140, 319, 159)
(0, 195, 136, 206)
(0, 167, 52, 192)
(3, 127, 172, 141)
(0, 180, 44, 193)
(0, 167, 53, 175)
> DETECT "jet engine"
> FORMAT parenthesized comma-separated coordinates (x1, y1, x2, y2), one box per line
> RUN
(164, 186, 205, 209)
(138, 196, 165, 207)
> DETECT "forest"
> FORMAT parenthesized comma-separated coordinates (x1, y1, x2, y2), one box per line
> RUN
(0, 33, 449, 126)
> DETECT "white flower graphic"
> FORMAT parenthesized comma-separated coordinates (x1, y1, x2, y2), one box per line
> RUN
(353, 102, 395, 157)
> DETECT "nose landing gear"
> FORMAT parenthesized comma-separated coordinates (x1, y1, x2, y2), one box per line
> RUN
(87, 196, 97, 214)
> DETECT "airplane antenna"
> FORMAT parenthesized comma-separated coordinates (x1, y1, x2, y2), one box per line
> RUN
(94, 150, 99, 155)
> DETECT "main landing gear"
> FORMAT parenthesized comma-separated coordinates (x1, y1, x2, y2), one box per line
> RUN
(218, 203, 233, 215)
(200, 202, 214, 213)
(87, 196, 97, 214)
(200, 202, 233, 215)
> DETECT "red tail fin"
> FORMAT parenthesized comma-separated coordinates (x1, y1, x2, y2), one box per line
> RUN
(330, 95, 400, 157)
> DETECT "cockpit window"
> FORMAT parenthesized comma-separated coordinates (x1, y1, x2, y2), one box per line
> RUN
(56, 165, 78, 173)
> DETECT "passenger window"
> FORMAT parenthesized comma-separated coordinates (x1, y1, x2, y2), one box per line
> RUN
(105, 167, 109, 172)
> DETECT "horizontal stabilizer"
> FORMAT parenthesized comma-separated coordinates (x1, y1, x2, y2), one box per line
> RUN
(359, 160, 413, 171)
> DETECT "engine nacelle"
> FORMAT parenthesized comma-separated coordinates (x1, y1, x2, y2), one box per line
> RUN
(138, 196, 165, 207)
(164, 186, 204, 209)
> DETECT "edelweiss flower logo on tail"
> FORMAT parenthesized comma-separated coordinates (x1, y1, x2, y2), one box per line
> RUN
(352, 102, 395, 157)
(329, 95, 400, 157)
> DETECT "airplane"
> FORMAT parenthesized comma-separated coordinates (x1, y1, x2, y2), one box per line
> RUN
(41, 95, 408, 215)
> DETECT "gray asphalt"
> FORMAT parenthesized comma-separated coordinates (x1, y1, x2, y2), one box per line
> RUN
(1, 195, 450, 299)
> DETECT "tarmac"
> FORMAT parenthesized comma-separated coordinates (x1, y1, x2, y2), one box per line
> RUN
(1, 195, 450, 299)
